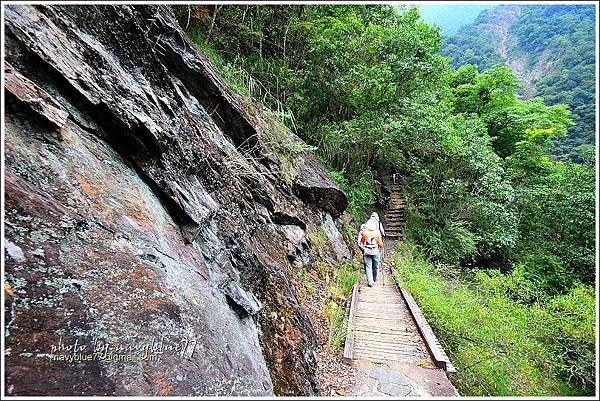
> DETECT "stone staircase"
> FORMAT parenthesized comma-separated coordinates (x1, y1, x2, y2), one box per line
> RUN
(384, 184, 405, 241)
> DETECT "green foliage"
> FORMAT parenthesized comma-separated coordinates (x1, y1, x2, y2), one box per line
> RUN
(329, 261, 359, 299)
(507, 147, 596, 292)
(177, 7, 595, 394)
(403, 110, 518, 266)
(441, 4, 595, 160)
(326, 261, 360, 348)
(306, 227, 359, 347)
(327, 169, 377, 223)
(392, 245, 595, 396)
(326, 300, 348, 348)
(450, 64, 573, 158)
(296, 267, 316, 299)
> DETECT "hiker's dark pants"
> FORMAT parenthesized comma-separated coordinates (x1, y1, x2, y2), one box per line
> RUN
(363, 253, 381, 286)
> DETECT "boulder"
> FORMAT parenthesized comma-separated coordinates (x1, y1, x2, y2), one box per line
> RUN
(293, 154, 349, 218)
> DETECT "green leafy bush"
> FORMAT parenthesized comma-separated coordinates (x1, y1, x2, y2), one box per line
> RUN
(327, 169, 377, 223)
(326, 261, 360, 348)
(391, 244, 595, 396)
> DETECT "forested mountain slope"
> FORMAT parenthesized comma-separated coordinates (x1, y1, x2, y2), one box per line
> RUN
(442, 4, 596, 159)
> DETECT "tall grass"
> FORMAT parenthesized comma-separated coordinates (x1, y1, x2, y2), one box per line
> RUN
(326, 261, 360, 348)
(391, 243, 595, 396)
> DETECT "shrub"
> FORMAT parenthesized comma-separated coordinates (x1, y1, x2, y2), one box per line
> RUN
(326, 261, 360, 348)
(328, 169, 377, 223)
(391, 244, 595, 396)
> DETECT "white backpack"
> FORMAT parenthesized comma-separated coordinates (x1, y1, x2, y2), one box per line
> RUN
(362, 229, 379, 256)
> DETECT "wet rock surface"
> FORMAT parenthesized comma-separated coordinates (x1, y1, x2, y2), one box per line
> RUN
(3, 4, 350, 396)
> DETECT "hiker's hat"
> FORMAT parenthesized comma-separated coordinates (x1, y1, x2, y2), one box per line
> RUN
(365, 219, 378, 231)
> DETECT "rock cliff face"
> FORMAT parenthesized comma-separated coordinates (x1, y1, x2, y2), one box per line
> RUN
(3, 5, 351, 396)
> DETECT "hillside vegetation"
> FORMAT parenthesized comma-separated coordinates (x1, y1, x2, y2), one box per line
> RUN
(174, 4, 596, 396)
(442, 4, 596, 160)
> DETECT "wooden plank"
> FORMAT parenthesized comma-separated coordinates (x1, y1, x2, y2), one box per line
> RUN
(355, 325, 405, 334)
(354, 338, 416, 347)
(354, 333, 415, 342)
(398, 286, 457, 373)
(356, 298, 402, 303)
(342, 282, 359, 364)
(354, 350, 420, 361)
(356, 350, 416, 361)
(355, 314, 407, 320)
(355, 312, 408, 318)
(354, 345, 423, 357)
(358, 294, 400, 298)
(355, 317, 407, 323)
(355, 308, 406, 315)
(355, 313, 406, 320)
(354, 320, 407, 328)
(356, 299, 401, 304)
(354, 337, 423, 348)
(354, 344, 423, 356)
(357, 301, 410, 316)
(358, 290, 399, 295)
(354, 351, 418, 362)
(353, 331, 416, 341)
(355, 343, 423, 353)
(354, 321, 406, 328)
(358, 292, 400, 297)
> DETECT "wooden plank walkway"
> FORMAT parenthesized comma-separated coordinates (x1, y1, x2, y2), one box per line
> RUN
(347, 266, 432, 365)
(345, 184, 457, 396)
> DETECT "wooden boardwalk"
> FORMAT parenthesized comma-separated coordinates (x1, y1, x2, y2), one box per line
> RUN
(344, 184, 457, 396)
(351, 269, 432, 365)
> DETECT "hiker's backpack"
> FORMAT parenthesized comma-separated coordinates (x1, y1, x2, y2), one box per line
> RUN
(362, 228, 379, 256)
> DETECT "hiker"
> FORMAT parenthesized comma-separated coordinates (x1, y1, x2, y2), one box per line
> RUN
(357, 216, 384, 287)
(356, 213, 385, 253)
